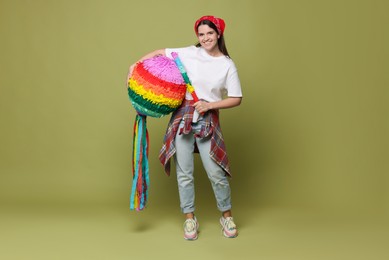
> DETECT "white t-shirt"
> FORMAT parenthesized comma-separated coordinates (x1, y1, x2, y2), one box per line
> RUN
(165, 46, 243, 102)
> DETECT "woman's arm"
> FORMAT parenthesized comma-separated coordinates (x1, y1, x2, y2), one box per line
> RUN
(194, 97, 242, 114)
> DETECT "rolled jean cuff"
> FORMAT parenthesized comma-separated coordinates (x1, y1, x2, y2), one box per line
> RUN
(182, 207, 196, 214)
(218, 205, 232, 213)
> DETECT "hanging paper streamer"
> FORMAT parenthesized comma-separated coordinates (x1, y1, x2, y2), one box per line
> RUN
(128, 55, 186, 210)
(130, 114, 149, 211)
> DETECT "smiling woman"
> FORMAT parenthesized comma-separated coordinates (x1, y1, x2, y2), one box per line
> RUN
(127, 15, 242, 241)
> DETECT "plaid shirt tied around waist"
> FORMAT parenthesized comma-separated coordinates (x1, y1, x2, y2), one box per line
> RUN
(159, 100, 231, 177)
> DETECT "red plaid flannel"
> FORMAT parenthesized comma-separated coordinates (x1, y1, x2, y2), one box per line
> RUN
(159, 100, 231, 177)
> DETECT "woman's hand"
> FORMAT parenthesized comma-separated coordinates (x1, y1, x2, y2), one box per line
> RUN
(194, 100, 211, 114)
(129, 64, 136, 77)
(126, 64, 136, 89)
(127, 63, 136, 79)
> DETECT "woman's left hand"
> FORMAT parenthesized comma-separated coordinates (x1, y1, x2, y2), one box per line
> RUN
(194, 101, 211, 114)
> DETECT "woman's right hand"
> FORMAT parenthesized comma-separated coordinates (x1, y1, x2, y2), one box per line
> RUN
(126, 64, 136, 89)
(129, 64, 136, 77)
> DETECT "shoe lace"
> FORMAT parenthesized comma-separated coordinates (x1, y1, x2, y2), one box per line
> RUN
(223, 217, 236, 230)
(184, 218, 197, 232)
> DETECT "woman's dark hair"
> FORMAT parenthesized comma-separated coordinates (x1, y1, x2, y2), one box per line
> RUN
(195, 20, 230, 58)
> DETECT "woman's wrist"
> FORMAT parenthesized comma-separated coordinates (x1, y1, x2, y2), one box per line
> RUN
(207, 102, 213, 111)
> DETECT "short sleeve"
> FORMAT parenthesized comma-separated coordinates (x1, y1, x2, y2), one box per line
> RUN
(225, 63, 243, 97)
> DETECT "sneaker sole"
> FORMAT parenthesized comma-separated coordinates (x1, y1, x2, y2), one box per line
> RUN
(222, 231, 238, 238)
(184, 234, 198, 240)
(184, 229, 199, 240)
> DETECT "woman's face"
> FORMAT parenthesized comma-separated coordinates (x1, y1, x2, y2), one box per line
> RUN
(197, 24, 219, 53)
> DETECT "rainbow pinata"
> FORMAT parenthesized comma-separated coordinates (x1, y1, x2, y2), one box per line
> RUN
(128, 55, 187, 117)
(127, 55, 186, 211)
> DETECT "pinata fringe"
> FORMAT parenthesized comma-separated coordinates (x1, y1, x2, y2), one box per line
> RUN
(130, 114, 150, 211)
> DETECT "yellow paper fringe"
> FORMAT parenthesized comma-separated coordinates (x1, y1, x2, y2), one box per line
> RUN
(129, 78, 182, 108)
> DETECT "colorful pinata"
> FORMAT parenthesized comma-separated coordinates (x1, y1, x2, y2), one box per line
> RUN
(128, 55, 186, 211)
(128, 56, 187, 117)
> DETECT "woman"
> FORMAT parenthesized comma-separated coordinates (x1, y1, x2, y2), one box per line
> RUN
(128, 15, 242, 240)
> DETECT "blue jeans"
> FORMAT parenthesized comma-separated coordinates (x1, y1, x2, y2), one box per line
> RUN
(174, 120, 232, 214)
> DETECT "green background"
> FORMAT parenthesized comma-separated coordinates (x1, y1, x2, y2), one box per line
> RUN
(0, 0, 387, 259)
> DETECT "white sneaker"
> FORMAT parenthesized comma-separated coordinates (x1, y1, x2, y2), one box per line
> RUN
(220, 216, 238, 238)
(183, 217, 199, 240)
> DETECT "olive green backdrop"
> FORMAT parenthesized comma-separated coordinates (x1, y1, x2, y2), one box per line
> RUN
(0, 0, 388, 259)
